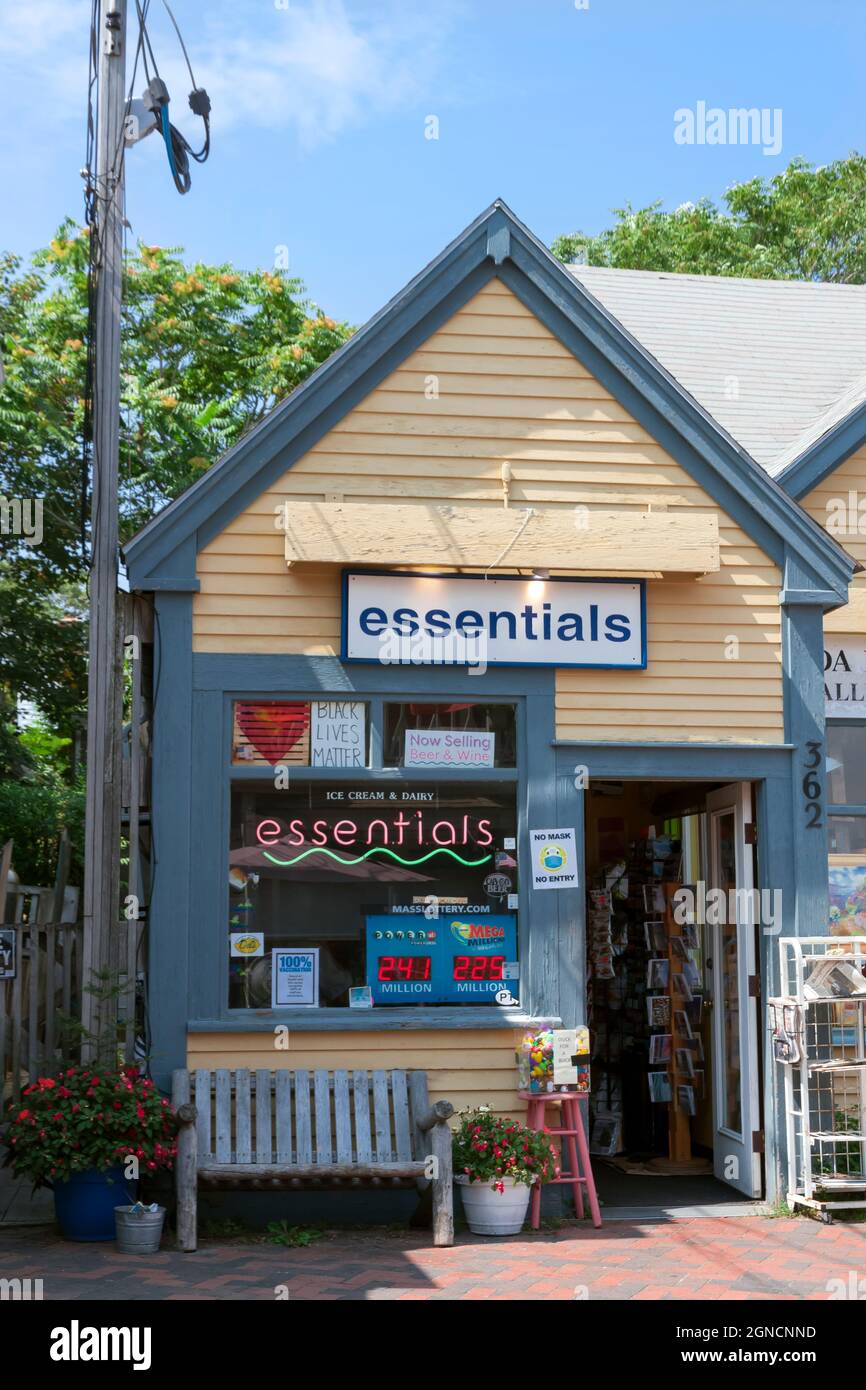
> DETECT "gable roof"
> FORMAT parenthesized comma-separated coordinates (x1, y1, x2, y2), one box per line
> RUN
(124, 201, 855, 603)
(569, 265, 866, 479)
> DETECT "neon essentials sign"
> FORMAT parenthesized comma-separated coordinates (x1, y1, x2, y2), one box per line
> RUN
(255, 812, 494, 850)
(342, 571, 646, 668)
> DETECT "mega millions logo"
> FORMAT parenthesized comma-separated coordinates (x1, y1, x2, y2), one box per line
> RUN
(450, 919, 506, 944)
(539, 843, 567, 874)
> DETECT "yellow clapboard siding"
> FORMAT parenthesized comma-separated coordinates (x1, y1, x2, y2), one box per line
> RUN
(556, 692, 782, 712)
(193, 280, 784, 742)
(386, 371, 616, 398)
(193, 636, 339, 654)
(802, 448, 866, 645)
(354, 393, 638, 423)
(555, 707, 782, 728)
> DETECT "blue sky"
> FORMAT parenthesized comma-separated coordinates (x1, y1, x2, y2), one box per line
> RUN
(2, 0, 865, 325)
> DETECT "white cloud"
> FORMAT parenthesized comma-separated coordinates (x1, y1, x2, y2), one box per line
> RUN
(0, 0, 458, 151)
(196, 0, 457, 146)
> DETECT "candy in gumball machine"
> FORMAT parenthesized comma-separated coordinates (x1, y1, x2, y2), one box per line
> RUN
(517, 1021, 557, 1093)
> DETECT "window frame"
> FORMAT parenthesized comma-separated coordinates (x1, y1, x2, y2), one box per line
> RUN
(827, 717, 866, 854)
(222, 693, 533, 1025)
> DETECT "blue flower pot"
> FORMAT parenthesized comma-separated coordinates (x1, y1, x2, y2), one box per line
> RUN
(52, 1168, 137, 1242)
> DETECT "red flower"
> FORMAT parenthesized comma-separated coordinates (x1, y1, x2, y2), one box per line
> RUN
(17, 1110, 31, 1121)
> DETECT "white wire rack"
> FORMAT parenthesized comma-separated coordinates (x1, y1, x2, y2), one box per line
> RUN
(771, 937, 866, 1222)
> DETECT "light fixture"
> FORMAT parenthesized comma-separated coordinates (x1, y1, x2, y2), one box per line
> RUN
(532, 568, 550, 580)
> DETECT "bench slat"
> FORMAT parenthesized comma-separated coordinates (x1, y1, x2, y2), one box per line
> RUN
(235, 1070, 252, 1164)
(372, 1070, 392, 1162)
(333, 1070, 352, 1163)
(215, 1069, 232, 1162)
(255, 1069, 273, 1164)
(199, 1161, 426, 1182)
(275, 1071, 292, 1163)
(353, 1071, 373, 1163)
(408, 1071, 430, 1164)
(195, 1069, 212, 1161)
(391, 1070, 412, 1162)
(294, 1070, 312, 1164)
(314, 1070, 332, 1165)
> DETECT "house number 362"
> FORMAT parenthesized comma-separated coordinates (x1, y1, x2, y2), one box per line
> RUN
(802, 740, 823, 829)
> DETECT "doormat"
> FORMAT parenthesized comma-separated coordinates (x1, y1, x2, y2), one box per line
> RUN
(604, 1156, 714, 1177)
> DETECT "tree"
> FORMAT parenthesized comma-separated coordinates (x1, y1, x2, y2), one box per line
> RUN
(551, 154, 866, 283)
(0, 225, 353, 746)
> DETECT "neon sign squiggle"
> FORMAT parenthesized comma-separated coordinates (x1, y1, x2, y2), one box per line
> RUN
(262, 846, 493, 869)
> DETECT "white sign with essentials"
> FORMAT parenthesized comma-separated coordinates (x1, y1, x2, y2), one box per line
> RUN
(342, 572, 646, 668)
(405, 728, 495, 768)
(310, 701, 366, 767)
(530, 827, 578, 890)
(271, 948, 320, 1007)
(825, 640, 866, 718)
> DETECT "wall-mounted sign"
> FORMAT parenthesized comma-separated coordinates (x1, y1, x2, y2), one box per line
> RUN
(404, 727, 495, 768)
(0, 928, 16, 979)
(230, 931, 264, 958)
(825, 640, 866, 718)
(272, 948, 319, 1007)
(342, 571, 646, 669)
(530, 826, 578, 890)
(310, 700, 366, 767)
(365, 913, 518, 1005)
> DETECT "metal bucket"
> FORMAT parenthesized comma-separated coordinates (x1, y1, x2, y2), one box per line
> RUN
(114, 1205, 166, 1254)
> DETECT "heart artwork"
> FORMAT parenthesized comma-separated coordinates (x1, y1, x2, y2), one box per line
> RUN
(235, 702, 310, 763)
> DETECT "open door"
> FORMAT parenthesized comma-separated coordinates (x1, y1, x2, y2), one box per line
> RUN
(705, 784, 762, 1197)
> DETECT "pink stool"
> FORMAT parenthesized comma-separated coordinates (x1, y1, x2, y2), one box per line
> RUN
(519, 1091, 602, 1229)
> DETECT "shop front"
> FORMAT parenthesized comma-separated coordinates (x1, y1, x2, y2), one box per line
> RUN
(125, 202, 858, 1210)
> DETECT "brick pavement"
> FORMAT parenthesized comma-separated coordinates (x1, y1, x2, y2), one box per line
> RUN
(0, 1216, 864, 1300)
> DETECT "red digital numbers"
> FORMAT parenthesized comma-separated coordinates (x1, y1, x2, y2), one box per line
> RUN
(377, 956, 431, 982)
(453, 955, 505, 981)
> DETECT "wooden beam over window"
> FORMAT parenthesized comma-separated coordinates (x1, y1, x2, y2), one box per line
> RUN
(280, 501, 719, 574)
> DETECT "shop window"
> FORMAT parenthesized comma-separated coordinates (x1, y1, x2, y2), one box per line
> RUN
(828, 818, 866, 855)
(827, 724, 866, 806)
(232, 700, 369, 768)
(227, 780, 519, 1009)
(826, 722, 866, 936)
(383, 702, 516, 768)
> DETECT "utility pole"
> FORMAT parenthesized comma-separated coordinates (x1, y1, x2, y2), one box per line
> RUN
(82, 1, 127, 1054)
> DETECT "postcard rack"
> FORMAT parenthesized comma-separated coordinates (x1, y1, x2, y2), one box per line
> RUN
(772, 936, 866, 1222)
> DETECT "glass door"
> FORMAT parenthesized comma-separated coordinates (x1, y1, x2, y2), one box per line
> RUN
(706, 784, 762, 1197)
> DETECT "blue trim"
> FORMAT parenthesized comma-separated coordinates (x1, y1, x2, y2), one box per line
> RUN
(124, 199, 855, 603)
(778, 398, 866, 501)
(148, 592, 195, 1090)
(160, 656, 567, 1037)
(552, 742, 792, 780)
(339, 568, 648, 671)
(192, 653, 556, 695)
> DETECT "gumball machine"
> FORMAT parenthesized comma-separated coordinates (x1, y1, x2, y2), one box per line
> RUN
(517, 1021, 557, 1093)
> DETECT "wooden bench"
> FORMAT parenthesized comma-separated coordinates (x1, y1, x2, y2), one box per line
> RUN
(171, 1068, 455, 1249)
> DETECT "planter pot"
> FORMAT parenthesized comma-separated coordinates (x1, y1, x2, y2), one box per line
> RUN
(115, 1205, 166, 1255)
(456, 1175, 533, 1235)
(52, 1168, 136, 1243)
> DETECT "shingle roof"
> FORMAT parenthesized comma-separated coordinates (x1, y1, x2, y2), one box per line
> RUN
(568, 264, 866, 476)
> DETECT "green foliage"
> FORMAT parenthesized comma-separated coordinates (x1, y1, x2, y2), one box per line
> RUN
(0, 225, 353, 744)
(264, 1221, 324, 1247)
(0, 761, 85, 885)
(552, 154, 866, 283)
